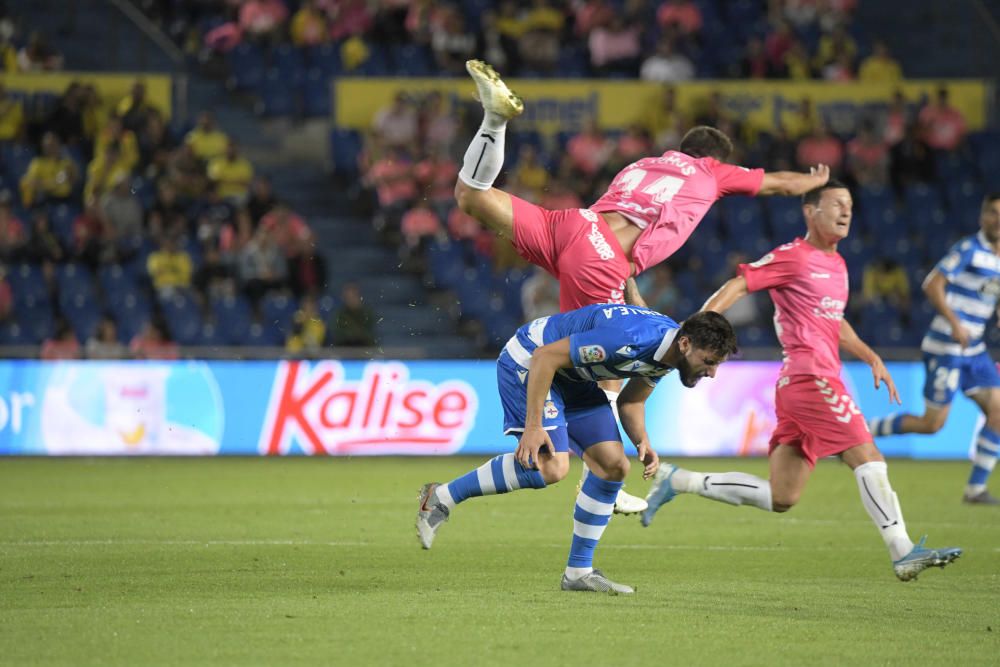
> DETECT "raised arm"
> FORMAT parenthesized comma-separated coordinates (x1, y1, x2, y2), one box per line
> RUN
(758, 164, 830, 196)
(839, 318, 900, 404)
(616, 377, 659, 479)
(922, 269, 968, 348)
(700, 275, 749, 314)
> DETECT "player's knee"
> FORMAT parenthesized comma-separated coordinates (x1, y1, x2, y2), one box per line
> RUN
(771, 490, 799, 513)
(918, 416, 946, 434)
(454, 180, 479, 215)
(539, 457, 570, 484)
(601, 456, 629, 482)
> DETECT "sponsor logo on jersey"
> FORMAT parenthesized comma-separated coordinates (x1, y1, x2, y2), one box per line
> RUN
(587, 223, 616, 261)
(813, 295, 846, 320)
(749, 253, 774, 268)
(810, 272, 831, 279)
(578, 344, 607, 363)
(517, 370, 528, 384)
(615, 345, 638, 358)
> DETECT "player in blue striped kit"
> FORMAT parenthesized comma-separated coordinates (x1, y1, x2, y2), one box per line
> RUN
(869, 194, 1000, 504)
(416, 305, 738, 593)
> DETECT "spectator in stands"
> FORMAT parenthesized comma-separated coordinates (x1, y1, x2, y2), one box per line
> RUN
(85, 317, 126, 359)
(238, 224, 288, 306)
(861, 257, 911, 316)
(79, 84, 102, 144)
(238, 0, 288, 45)
(246, 176, 277, 223)
(566, 118, 614, 185)
(521, 266, 560, 321)
(130, 317, 179, 360)
(509, 144, 549, 201)
(290, 0, 329, 47)
(16, 32, 63, 71)
(821, 51, 855, 81)
(328, 0, 375, 41)
(23, 208, 64, 267)
(167, 143, 209, 201)
(70, 200, 110, 270)
(0, 196, 26, 262)
(185, 111, 228, 162)
(858, 40, 903, 83)
(0, 82, 23, 142)
(656, 0, 703, 37)
(286, 235, 327, 298)
(41, 317, 81, 360)
(608, 123, 653, 173)
(330, 281, 375, 347)
(372, 92, 419, 154)
(478, 9, 512, 75)
(84, 141, 132, 203)
(194, 245, 235, 300)
(147, 180, 186, 243)
(781, 38, 812, 80)
(286, 294, 327, 353)
(19, 132, 78, 208)
(918, 87, 967, 152)
(573, 0, 615, 38)
(419, 91, 457, 156)
(635, 263, 679, 313)
(137, 109, 176, 181)
(430, 6, 477, 76)
(765, 126, 799, 171)
(796, 122, 844, 175)
(260, 204, 312, 256)
(365, 146, 418, 232)
(639, 36, 694, 83)
(783, 96, 818, 140)
(117, 81, 152, 133)
(881, 89, 910, 147)
(739, 36, 770, 79)
(194, 183, 235, 250)
(0, 265, 12, 324)
(518, 0, 564, 74)
(0, 33, 16, 73)
(100, 173, 144, 258)
(95, 115, 140, 172)
(890, 122, 935, 194)
(400, 199, 442, 258)
(147, 234, 193, 300)
(207, 140, 254, 205)
(43, 83, 85, 148)
(414, 146, 459, 217)
(814, 24, 857, 72)
(846, 121, 890, 187)
(764, 19, 795, 74)
(494, 1, 525, 73)
(640, 85, 688, 151)
(588, 15, 642, 78)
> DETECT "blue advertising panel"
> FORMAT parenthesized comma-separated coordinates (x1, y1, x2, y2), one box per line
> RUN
(0, 359, 981, 459)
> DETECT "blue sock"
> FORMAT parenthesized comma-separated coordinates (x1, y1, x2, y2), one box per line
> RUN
(968, 426, 1000, 488)
(869, 414, 907, 437)
(567, 474, 622, 569)
(437, 453, 546, 509)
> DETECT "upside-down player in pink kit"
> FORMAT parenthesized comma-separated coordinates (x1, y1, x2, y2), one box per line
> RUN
(451, 60, 830, 515)
(640, 179, 963, 581)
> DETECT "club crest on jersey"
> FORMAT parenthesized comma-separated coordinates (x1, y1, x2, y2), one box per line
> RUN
(544, 400, 559, 419)
(578, 344, 607, 363)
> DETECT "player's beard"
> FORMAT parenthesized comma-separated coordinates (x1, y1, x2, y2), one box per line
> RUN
(676, 356, 701, 388)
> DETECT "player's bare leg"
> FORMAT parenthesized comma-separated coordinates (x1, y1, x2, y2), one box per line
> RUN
(841, 442, 962, 580)
(454, 60, 523, 240)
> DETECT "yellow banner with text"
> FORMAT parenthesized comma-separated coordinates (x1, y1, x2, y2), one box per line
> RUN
(0, 71, 172, 120)
(334, 78, 990, 136)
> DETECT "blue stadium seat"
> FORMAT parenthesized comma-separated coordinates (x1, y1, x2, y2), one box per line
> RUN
(160, 291, 202, 345)
(49, 203, 78, 247)
(109, 291, 151, 342)
(242, 321, 284, 347)
(1, 143, 35, 182)
(767, 197, 802, 241)
(62, 292, 100, 341)
(302, 68, 331, 117)
(721, 196, 766, 240)
(257, 68, 297, 117)
(227, 42, 265, 91)
(306, 42, 342, 77)
(211, 294, 253, 345)
(329, 128, 362, 178)
(392, 44, 433, 77)
(99, 263, 138, 300)
(261, 292, 297, 334)
(8, 263, 48, 301)
(195, 321, 226, 347)
(56, 263, 95, 300)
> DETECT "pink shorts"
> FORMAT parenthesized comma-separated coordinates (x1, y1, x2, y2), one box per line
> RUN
(510, 195, 631, 312)
(769, 375, 872, 468)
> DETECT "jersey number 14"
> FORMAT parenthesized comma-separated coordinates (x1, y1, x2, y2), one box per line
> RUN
(618, 169, 686, 204)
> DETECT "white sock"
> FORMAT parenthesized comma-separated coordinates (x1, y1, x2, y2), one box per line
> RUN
(564, 566, 593, 580)
(854, 461, 913, 561)
(458, 119, 507, 190)
(675, 469, 773, 510)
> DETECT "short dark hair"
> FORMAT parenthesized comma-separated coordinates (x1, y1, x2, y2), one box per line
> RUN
(679, 126, 733, 160)
(802, 178, 849, 206)
(984, 193, 1000, 209)
(678, 311, 738, 357)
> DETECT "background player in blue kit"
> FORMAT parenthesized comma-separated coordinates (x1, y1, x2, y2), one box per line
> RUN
(415, 305, 738, 594)
(869, 194, 1000, 505)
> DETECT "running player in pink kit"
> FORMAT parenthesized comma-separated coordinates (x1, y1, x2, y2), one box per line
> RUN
(640, 180, 963, 581)
(454, 59, 828, 514)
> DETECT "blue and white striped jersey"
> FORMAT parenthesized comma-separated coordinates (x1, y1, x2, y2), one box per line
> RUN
(922, 231, 1000, 357)
(502, 303, 680, 385)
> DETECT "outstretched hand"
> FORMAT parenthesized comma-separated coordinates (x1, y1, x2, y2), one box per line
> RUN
(871, 357, 901, 405)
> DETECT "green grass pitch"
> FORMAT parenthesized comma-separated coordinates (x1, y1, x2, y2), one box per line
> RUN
(1, 457, 998, 666)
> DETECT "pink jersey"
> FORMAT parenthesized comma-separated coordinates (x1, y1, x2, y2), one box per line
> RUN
(739, 238, 848, 378)
(590, 151, 764, 273)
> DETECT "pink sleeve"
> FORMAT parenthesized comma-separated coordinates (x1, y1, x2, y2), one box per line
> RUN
(713, 162, 764, 197)
(738, 247, 800, 292)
